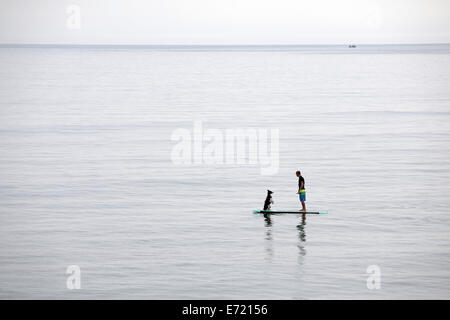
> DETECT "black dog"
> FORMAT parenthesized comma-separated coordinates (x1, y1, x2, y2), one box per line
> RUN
(263, 190, 274, 210)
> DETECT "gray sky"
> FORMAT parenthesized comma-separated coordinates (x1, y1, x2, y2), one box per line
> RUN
(0, 0, 449, 44)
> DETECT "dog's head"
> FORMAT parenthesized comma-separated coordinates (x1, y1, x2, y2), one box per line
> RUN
(266, 190, 273, 197)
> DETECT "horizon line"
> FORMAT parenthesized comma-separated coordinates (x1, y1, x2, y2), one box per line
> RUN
(1, 42, 450, 47)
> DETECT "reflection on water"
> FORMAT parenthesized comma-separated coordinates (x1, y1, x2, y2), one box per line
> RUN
(263, 214, 273, 261)
(263, 213, 273, 229)
(261, 213, 307, 260)
(297, 214, 307, 257)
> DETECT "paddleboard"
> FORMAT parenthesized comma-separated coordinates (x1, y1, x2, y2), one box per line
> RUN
(253, 210, 327, 215)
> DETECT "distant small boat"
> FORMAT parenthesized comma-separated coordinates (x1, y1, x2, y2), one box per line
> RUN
(349, 44, 357, 48)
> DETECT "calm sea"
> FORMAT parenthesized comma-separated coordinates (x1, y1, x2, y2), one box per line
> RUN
(0, 44, 449, 299)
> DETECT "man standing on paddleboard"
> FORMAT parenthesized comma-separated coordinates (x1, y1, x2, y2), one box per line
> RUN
(296, 171, 306, 211)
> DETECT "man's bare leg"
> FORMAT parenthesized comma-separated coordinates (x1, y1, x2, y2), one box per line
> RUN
(300, 201, 306, 212)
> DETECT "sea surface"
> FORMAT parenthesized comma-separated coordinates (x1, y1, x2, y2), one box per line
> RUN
(0, 44, 449, 299)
